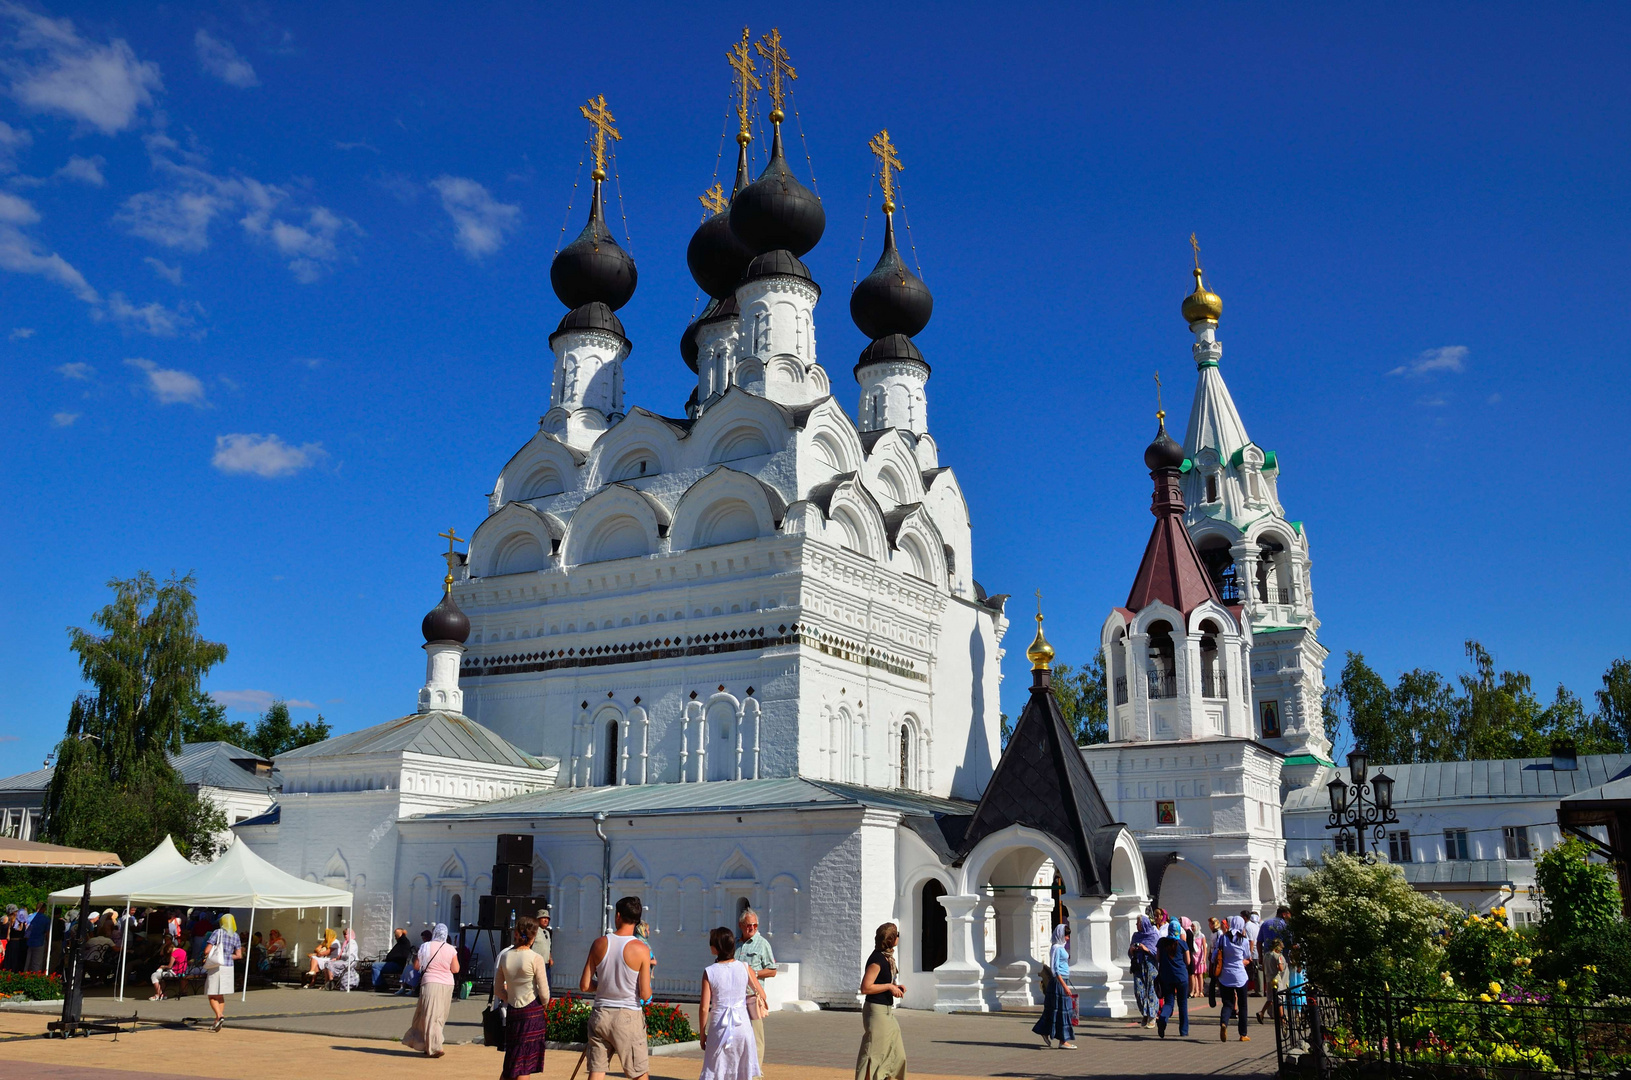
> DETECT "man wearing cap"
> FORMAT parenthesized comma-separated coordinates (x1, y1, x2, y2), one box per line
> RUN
(528, 908, 553, 979)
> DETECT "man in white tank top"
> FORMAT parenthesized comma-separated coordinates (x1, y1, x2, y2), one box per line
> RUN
(579, 895, 653, 1080)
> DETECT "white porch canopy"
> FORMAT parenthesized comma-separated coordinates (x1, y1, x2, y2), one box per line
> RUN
(47, 834, 191, 906)
(136, 839, 353, 909)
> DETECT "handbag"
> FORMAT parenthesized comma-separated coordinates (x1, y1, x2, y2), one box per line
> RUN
(203, 941, 223, 974)
(482, 1003, 507, 1049)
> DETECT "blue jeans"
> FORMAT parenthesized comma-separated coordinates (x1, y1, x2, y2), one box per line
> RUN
(1219, 984, 1249, 1035)
(371, 960, 403, 988)
(1157, 979, 1188, 1035)
(400, 965, 421, 991)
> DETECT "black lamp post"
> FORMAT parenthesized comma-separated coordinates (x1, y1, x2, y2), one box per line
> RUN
(1326, 750, 1398, 854)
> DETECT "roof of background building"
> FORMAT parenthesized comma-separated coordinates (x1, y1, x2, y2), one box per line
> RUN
(1284, 754, 1631, 812)
(277, 711, 554, 771)
(0, 765, 54, 794)
(415, 775, 973, 821)
(1400, 859, 1519, 888)
(169, 741, 279, 794)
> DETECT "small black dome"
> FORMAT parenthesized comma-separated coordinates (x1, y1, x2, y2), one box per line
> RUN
(687, 208, 755, 300)
(680, 312, 704, 373)
(550, 184, 637, 311)
(1144, 418, 1187, 472)
(552, 301, 625, 343)
(850, 216, 933, 339)
(729, 127, 825, 257)
(744, 248, 813, 284)
(854, 333, 930, 377)
(422, 591, 470, 645)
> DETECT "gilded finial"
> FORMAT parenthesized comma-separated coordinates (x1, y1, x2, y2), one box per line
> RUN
(699, 183, 727, 215)
(437, 526, 466, 594)
(1026, 589, 1055, 671)
(579, 94, 621, 182)
(1182, 233, 1223, 324)
(1155, 370, 1165, 424)
(868, 129, 902, 214)
(727, 28, 760, 146)
(755, 28, 796, 123)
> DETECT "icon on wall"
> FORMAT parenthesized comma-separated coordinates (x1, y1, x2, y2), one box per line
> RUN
(1259, 700, 1281, 738)
(1155, 800, 1177, 826)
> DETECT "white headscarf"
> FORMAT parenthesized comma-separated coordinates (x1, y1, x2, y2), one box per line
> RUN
(1052, 923, 1069, 948)
(431, 922, 450, 943)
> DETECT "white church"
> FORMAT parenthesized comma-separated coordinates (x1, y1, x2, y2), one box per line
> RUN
(236, 42, 1333, 1014)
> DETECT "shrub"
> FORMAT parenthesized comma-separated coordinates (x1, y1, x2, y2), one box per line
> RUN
(1288, 853, 1460, 997)
(0, 971, 64, 1000)
(1534, 836, 1624, 994)
(1443, 906, 1534, 996)
(642, 1001, 695, 1044)
(536, 996, 694, 1046)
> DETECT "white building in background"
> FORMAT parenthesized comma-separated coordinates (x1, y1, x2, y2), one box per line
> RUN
(1284, 751, 1631, 922)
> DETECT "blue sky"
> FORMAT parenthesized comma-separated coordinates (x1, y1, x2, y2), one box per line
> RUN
(3, 2, 1628, 771)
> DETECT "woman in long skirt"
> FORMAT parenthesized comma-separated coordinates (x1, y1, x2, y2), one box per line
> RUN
(1032, 924, 1077, 1049)
(403, 923, 460, 1057)
(496, 917, 549, 1079)
(1129, 915, 1160, 1027)
(855, 923, 907, 1080)
(699, 926, 764, 1080)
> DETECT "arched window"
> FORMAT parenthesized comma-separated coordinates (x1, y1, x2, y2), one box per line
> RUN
(1257, 539, 1286, 603)
(449, 893, 462, 930)
(604, 720, 620, 786)
(919, 880, 947, 971)
(1199, 619, 1225, 699)
(1147, 621, 1177, 699)
(899, 723, 913, 789)
(1206, 473, 1219, 503)
(1199, 538, 1238, 602)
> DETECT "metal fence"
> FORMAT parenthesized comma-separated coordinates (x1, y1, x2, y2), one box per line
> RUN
(1275, 985, 1631, 1079)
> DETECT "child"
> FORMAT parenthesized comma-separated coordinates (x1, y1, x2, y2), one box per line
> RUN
(1257, 938, 1287, 1023)
(698, 926, 764, 1080)
(150, 934, 188, 1000)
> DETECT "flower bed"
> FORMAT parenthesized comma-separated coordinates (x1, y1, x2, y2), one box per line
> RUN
(538, 997, 695, 1046)
(0, 971, 64, 1001)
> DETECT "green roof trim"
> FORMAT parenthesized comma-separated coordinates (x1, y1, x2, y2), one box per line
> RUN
(1290, 520, 1303, 536)
(1196, 359, 1219, 369)
(1263, 450, 1278, 472)
(1284, 753, 1335, 768)
(1179, 458, 1194, 473)
(1228, 442, 1263, 469)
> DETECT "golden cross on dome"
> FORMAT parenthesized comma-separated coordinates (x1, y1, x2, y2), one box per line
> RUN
(579, 94, 620, 181)
(1155, 370, 1165, 421)
(727, 27, 760, 143)
(869, 129, 902, 213)
(699, 183, 727, 214)
(438, 526, 465, 592)
(1035, 588, 1043, 618)
(755, 28, 796, 120)
(1190, 232, 1202, 271)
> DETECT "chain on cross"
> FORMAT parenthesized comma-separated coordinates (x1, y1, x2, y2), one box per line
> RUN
(438, 526, 465, 592)
(869, 129, 902, 212)
(579, 94, 621, 181)
(699, 183, 727, 215)
(727, 27, 760, 143)
(755, 28, 796, 119)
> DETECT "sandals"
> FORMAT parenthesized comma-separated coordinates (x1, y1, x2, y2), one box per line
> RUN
(211, 1017, 224, 1032)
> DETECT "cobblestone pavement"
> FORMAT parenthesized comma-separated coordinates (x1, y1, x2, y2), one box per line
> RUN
(3, 992, 1276, 1078)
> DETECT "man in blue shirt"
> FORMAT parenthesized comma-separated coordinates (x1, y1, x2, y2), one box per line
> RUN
(1257, 906, 1291, 956)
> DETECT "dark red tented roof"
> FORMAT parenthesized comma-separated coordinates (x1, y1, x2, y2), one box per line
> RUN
(1124, 508, 1224, 617)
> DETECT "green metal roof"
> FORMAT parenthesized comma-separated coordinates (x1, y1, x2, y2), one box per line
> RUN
(415, 776, 974, 821)
(278, 711, 553, 771)
(1283, 753, 1334, 768)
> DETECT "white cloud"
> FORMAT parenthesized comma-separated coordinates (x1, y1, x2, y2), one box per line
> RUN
(116, 186, 222, 251)
(54, 153, 103, 185)
(243, 202, 356, 283)
(0, 188, 98, 302)
(143, 255, 182, 284)
(0, 118, 30, 170)
(55, 360, 92, 379)
(333, 139, 376, 153)
(51, 410, 77, 426)
(1389, 345, 1468, 377)
(10, 325, 32, 339)
(2, 3, 163, 134)
(430, 175, 520, 259)
(210, 689, 318, 712)
(107, 291, 195, 337)
(211, 432, 324, 477)
(125, 356, 205, 405)
(193, 29, 257, 89)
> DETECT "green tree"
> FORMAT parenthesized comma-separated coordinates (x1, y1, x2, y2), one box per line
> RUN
(241, 700, 330, 758)
(1051, 654, 1108, 745)
(178, 688, 252, 746)
(1595, 658, 1631, 751)
(1287, 853, 1460, 997)
(1533, 836, 1624, 993)
(44, 572, 230, 862)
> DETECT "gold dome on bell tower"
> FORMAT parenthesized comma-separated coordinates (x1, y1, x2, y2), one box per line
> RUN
(1026, 591, 1055, 671)
(1182, 233, 1222, 325)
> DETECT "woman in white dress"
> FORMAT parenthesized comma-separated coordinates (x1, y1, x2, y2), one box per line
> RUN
(698, 926, 766, 1080)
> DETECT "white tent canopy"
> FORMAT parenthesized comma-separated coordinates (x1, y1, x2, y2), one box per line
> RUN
(135, 839, 353, 909)
(48, 834, 191, 906)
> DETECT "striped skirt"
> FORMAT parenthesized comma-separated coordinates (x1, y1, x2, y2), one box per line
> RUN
(502, 999, 547, 1078)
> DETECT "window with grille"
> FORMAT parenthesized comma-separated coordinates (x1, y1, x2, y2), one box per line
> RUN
(1444, 828, 1470, 861)
(1503, 826, 1531, 860)
(1388, 830, 1413, 863)
(1334, 832, 1358, 855)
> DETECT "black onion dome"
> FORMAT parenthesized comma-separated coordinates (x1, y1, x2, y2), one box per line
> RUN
(1144, 417, 1187, 471)
(687, 209, 755, 299)
(854, 333, 929, 377)
(680, 311, 705, 373)
(849, 215, 933, 339)
(729, 126, 825, 257)
(422, 591, 470, 645)
(551, 301, 626, 344)
(744, 248, 815, 285)
(550, 183, 637, 311)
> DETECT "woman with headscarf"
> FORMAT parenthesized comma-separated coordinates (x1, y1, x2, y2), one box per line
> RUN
(1155, 920, 1190, 1038)
(1181, 917, 1204, 999)
(1128, 915, 1160, 1027)
(855, 922, 907, 1080)
(303, 928, 338, 987)
(1031, 923, 1077, 1050)
(1215, 916, 1252, 1042)
(204, 913, 243, 1032)
(403, 923, 460, 1057)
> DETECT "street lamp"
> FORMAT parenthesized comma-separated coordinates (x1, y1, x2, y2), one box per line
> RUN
(1326, 751, 1398, 855)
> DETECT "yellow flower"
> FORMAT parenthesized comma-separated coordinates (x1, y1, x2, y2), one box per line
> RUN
(1479, 993, 1492, 1002)
(1488, 982, 1502, 995)
(1586, 965, 1598, 973)
(1556, 980, 1567, 992)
